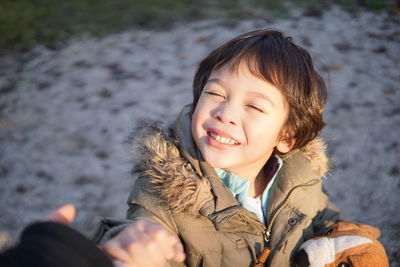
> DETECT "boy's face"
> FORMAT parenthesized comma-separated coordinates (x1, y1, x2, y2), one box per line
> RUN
(191, 63, 292, 179)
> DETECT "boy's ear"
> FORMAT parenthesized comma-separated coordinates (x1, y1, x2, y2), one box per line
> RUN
(276, 138, 295, 153)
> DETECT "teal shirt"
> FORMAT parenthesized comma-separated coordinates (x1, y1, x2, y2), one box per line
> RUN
(215, 155, 283, 224)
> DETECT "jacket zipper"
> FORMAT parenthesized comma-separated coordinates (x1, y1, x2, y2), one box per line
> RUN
(264, 178, 320, 247)
(253, 178, 321, 267)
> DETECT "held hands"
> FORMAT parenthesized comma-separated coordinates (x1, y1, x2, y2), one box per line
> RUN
(101, 220, 185, 267)
(44, 205, 185, 267)
(294, 221, 389, 267)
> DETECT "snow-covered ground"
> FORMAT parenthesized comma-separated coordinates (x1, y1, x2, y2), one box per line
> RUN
(1, 6, 399, 265)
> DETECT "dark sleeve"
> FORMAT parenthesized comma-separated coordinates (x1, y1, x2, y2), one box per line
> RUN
(0, 222, 113, 267)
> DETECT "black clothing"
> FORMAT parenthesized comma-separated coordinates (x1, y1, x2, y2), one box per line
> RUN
(0, 222, 112, 267)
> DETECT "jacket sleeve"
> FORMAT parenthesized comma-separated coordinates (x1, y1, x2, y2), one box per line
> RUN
(93, 176, 186, 267)
(126, 175, 181, 235)
(129, 176, 188, 267)
(93, 176, 179, 242)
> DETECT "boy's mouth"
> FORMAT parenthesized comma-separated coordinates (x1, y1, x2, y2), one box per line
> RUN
(207, 131, 240, 145)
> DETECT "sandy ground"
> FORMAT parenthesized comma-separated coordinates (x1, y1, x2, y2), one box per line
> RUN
(0, 6, 399, 265)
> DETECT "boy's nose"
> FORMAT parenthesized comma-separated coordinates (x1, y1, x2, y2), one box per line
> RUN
(213, 104, 238, 125)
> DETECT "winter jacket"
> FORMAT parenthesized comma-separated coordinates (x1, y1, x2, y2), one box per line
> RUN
(96, 105, 340, 266)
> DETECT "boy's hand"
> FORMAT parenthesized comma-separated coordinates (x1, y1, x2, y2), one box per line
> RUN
(101, 220, 185, 267)
(294, 221, 389, 267)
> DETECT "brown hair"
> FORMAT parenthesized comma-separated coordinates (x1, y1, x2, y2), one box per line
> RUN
(192, 29, 327, 150)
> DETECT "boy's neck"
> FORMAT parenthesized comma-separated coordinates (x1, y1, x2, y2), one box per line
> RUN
(248, 170, 268, 198)
(248, 155, 279, 198)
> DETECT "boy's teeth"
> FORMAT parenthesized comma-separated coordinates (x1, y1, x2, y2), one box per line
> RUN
(210, 132, 238, 144)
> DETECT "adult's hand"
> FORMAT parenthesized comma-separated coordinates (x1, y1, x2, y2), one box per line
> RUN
(44, 204, 76, 225)
(101, 220, 185, 267)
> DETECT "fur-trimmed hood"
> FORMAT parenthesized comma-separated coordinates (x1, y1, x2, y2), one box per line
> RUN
(130, 105, 330, 216)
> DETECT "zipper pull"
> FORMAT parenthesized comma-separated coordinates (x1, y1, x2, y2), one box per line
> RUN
(252, 230, 271, 267)
(253, 247, 271, 267)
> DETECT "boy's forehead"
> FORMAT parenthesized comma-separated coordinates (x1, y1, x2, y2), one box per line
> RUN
(209, 62, 271, 86)
(210, 61, 250, 79)
(212, 58, 277, 83)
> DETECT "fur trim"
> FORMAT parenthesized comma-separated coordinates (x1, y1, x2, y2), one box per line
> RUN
(130, 124, 211, 216)
(300, 138, 330, 178)
(280, 138, 329, 178)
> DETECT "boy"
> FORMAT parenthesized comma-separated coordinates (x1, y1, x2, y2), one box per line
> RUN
(97, 29, 388, 266)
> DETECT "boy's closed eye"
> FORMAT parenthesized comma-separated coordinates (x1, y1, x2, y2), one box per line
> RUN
(205, 90, 225, 99)
(245, 104, 265, 113)
(204, 90, 268, 114)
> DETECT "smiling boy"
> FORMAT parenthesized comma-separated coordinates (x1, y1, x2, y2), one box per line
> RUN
(97, 29, 388, 267)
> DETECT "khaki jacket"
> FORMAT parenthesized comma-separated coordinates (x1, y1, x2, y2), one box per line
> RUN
(98, 106, 340, 266)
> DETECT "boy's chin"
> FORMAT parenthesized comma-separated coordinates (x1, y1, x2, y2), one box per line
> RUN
(202, 156, 230, 169)
(199, 147, 236, 169)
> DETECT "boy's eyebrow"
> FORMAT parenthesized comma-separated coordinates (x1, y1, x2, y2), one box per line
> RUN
(247, 91, 276, 108)
(206, 78, 226, 87)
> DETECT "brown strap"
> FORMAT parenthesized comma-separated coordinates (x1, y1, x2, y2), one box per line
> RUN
(252, 247, 271, 267)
